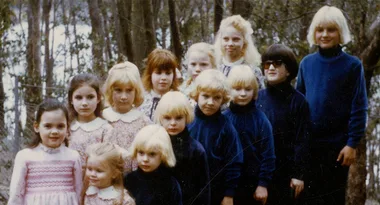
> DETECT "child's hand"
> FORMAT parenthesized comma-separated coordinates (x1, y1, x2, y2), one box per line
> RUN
(220, 196, 233, 205)
(253, 186, 268, 204)
(290, 178, 304, 198)
(337, 145, 356, 166)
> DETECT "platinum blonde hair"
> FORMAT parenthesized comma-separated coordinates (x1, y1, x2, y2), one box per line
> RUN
(154, 91, 194, 124)
(307, 5, 351, 47)
(129, 124, 176, 167)
(227, 65, 259, 100)
(214, 15, 261, 66)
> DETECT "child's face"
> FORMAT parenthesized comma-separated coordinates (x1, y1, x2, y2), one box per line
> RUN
(221, 26, 244, 60)
(72, 85, 99, 122)
(314, 23, 340, 49)
(187, 52, 212, 80)
(263, 60, 289, 85)
(161, 114, 186, 136)
(197, 91, 223, 116)
(231, 84, 254, 106)
(151, 69, 174, 95)
(112, 83, 135, 114)
(136, 149, 162, 172)
(86, 156, 115, 189)
(34, 109, 67, 149)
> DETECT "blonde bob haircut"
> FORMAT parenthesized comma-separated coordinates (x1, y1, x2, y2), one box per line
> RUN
(185, 42, 216, 69)
(103, 61, 144, 107)
(214, 15, 261, 67)
(82, 142, 125, 204)
(227, 65, 259, 100)
(189, 69, 230, 105)
(154, 91, 194, 125)
(307, 6, 351, 47)
(129, 124, 176, 168)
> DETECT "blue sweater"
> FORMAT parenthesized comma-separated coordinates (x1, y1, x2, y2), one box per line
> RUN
(170, 128, 211, 205)
(257, 83, 310, 180)
(296, 47, 368, 148)
(188, 106, 243, 199)
(223, 100, 275, 187)
(124, 165, 183, 205)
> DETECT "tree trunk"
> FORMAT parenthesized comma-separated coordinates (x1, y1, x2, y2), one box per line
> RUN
(111, 0, 122, 61)
(168, 0, 182, 68)
(99, 0, 112, 66)
(87, 0, 105, 75)
(231, 0, 252, 19)
(43, 0, 53, 97)
(118, 0, 134, 63)
(25, 0, 42, 140)
(346, 13, 380, 205)
(69, 0, 81, 72)
(142, 0, 157, 54)
(214, 0, 223, 34)
(132, 0, 145, 68)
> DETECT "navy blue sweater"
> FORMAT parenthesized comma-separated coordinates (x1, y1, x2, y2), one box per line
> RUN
(170, 128, 211, 205)
(257, 82, 310, 180)
(223, 100, 275, 188)
(124, 165, 183, 205)
(188, 106, 243, 200)
(296, 47, 368, 148)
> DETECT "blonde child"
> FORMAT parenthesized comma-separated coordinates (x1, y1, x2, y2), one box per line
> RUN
(68, 73, 113, 166)
(154, 91, 210, 205)
(140, 48, 180, 120)
(188, 69, 243, 205)
(8, 99, 82, 205)
(224, 65, 276, 205)
(124, 124, 183, 205)
(102, 62, 151, 171)
(296, 6, 368, 205)
(214, 15, 265, 89)
(180, 42, 216, 96)
(82, 143, 135, 205)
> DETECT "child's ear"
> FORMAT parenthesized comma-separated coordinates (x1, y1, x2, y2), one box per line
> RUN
(33, 122, 39, 133)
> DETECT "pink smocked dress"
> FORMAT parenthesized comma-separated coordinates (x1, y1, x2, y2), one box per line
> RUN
(8, 144, 82, 205)
(102, 107, 151, 171)
(138, 90, 162, 121)
(69, 117, 113, 166)
(84, 186, 135, 205)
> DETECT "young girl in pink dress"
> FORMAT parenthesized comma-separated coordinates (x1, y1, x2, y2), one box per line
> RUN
(82, 142, 135, 205)
(102, 62, 151, 171)
(139, 48, 180, 120)
(8, 99, 83, 205)
(68, 73, 114, 166)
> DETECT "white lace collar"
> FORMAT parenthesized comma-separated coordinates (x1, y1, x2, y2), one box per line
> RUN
(38, 143, 63, 154)
(86, 185, 120, 200)
(222, 57, 245, 66)
(71, 117, 108, 132)
(103, 107, 143, 122)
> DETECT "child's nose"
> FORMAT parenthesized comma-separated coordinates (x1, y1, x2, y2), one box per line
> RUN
(240, 90, 246, 96)
(269, 64, 275, 70)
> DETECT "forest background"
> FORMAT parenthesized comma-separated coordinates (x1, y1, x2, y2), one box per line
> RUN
(0, 0, 379, 204)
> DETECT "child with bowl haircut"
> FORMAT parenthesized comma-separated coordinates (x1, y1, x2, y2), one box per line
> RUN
(188, 69, 243, 205)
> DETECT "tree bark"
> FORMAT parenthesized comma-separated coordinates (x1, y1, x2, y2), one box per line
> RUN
(214, 0, 223, 34)
(43, 0, 53, 97)
(131, 0, 145, 68)
(168, 0, 182, 68)
(25, 0, 42, 140)
(142, 0, 156, 55)
(87, 0, 105, 75)
(99, 0, 112, 66)
(117, 0, 134, 63)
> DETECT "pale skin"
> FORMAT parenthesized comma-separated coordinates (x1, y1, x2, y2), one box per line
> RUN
(254, 186, 268, 204)
(337, 145, 356, 166)
(221, 196, 233, 205)
(290, 178, 304, 198)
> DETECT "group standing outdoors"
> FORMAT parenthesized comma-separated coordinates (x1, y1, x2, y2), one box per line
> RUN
(7, 5, 368, 205)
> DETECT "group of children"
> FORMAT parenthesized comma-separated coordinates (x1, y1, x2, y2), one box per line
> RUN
(7, 5, 367, 205)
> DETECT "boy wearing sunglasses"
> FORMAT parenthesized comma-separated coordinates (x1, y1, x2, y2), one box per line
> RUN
(256, 44, 310, 205)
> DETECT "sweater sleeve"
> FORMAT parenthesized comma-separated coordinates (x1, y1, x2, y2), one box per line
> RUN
(171, 178, 183, 205)
(192, 146, 211, 205)
(257, 118, 276, 187)
(8, 150, 27, 205)
(222, 123, 243, 197)
(296, 61, 306, 94)
(292, 99, 311, 180)
(347, 63, 368, 148)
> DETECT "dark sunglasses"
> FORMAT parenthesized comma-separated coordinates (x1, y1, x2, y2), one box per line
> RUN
(263, 60, 284, 69)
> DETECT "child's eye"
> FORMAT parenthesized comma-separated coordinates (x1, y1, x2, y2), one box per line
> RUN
(113, 87, 121, 92)
(149, 152, 157, 157)
(138, 150, 144, 155)
(202, 94, 209, 98)
(200, 63, 209, 67)
(232, 37, 241, 42)
(44, 124, 52, 128)
(214, 96, 222, 100)
(154, 70, 162, 74)
(327, 27, 337, 32)
(190, 63, 196, 66)
(74, 95, 82, 100)
(87, 95, 95, 99)
(163, 115, 171, 120)
(165, 71, 172, 75)
(234, 87, 242, 91)
(223, 37, 229, 41)
(175, 116, 183, 120)
(58, 124, 66, 129)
